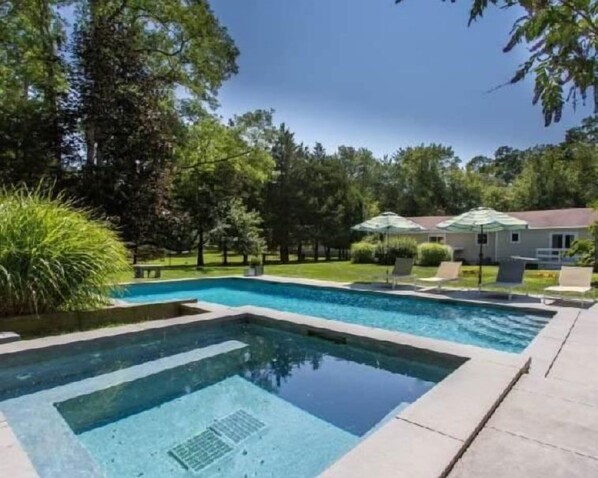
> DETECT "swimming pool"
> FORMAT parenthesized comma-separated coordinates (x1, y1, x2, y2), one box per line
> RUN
(0, 321, 458, 477)
(119, 278, 552, 353)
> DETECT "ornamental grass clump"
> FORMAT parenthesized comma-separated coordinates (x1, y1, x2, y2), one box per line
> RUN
(0, 189, 129, 317)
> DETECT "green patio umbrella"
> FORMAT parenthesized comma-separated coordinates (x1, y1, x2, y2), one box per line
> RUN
(436, 207, 528, 288)
(352, 212, 425, 277)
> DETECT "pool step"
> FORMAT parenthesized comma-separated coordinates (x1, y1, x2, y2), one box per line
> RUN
(460, 316, 536, 341)
(475, 316, 542, 339)
(455, 319, 529, 350)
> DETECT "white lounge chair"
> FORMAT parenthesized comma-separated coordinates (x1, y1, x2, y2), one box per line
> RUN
(543, 266, 595, 305)
(485, 260, 526, 301)
(390, 257, 415, 289)
(417, 261, 462, 291)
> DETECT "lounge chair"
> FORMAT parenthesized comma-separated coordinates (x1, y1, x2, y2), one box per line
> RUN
(485, 260, 526, 301)
(390, 257, 415, 289)
(543, 266, 595, 305)
(417, 261, 462, 290)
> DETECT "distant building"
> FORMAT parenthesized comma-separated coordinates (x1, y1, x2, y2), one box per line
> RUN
(405, 208, 597, 267)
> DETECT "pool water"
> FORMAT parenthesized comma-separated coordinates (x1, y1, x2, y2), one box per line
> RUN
(120, 278, 551, 353)
(0, 323, 456, 478)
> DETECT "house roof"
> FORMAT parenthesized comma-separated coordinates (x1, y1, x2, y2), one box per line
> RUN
(407, 208, 598, 231)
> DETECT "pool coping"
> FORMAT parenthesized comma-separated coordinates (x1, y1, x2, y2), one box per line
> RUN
(0, 306, 531, 478)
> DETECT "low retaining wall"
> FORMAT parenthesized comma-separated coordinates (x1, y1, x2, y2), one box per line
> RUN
(0, 300, 200, 338)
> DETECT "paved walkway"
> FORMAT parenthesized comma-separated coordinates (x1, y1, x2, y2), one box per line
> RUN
(450, 305, 598, 477)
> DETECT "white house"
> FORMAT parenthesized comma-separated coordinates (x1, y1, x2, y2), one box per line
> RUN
(404, 208, 597, 267)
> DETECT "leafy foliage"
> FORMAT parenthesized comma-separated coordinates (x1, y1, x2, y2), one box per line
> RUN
(0, 188, 128, 317)
(350, 242, 377, 263)
(375, 238, 419, 265)
(174, 110, 275, 265)
(0, 0, 75, 183)
(565, 238, 595, 266)
(210, 199, 266, 264)
(417, 242, 453, 267)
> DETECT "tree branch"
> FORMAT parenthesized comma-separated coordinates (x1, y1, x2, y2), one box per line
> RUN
(178, 149, 256, 170)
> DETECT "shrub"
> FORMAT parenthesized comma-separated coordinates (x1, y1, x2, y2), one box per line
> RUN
(0, 188, 129, 317)
(565, 239, 595, 267)
(350, 241, 376, 263)
(374, 237, 418, 265)
(417, 242, 453, 267)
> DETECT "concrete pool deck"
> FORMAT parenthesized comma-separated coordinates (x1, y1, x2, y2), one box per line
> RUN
(449, 303, 598, 478)
(0, 275, 595, 477)
(253, 276, 598, 476)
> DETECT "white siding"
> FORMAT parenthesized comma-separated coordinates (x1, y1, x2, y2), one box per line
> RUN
(405, 227, 590, 264)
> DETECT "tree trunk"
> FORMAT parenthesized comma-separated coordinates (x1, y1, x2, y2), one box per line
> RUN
(196, 228, 204, 268)
(222, 242, 228, 266)
(243, 254, 248, 266)
(132, 244, 138, 265)
(325, 246, 331, 261)
(314, 241, 319, 262)
(280, 245, 289, 263)
(297, 243, 303, 262)
(38, 0, 62, 169)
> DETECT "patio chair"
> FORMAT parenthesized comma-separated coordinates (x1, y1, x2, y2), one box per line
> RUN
(390, 257, 415, 289)
(417, 261, 462, 291)
(485, 260, 525, 301)
(543, 266, 595, 306)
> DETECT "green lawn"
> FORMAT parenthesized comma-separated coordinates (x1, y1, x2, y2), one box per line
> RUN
(112, 250, 597, 295)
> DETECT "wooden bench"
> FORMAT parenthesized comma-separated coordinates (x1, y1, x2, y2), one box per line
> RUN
(133, 264, 163, 279)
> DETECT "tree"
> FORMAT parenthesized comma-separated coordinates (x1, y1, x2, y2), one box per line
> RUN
(73, 13, 177, 254)
(209, 199, 265, 265)
(397, 1, 598, 125)
(383, 144, 458, 216)
(70, 0, 240, 253)
(263, 124, 305, 263)
(467, 147, 525, 185)
(0, 0, 73, 185)
(566, 115, 598, 143)
(174, 112, 274, 266)
(510, 144, 593, 209)
(295, 146, 363, 260)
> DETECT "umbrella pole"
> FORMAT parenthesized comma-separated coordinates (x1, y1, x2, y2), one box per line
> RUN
(478, 225, 483, 290)
(385, 231, 389, 282)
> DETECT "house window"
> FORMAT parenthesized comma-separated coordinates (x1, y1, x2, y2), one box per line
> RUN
(476, 233, 488, 245)
(550, 232, 577, 249)
(428, 234, 445, 244)
(510, 232, 520, 244)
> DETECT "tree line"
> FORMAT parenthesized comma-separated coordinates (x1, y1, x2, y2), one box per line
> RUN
(2, 1, 598, 266)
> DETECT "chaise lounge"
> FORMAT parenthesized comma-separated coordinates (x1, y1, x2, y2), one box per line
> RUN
(417, 261, 462, 291)
(485, 260, 526, 301)
(390, 257, 415, 289)
(543, 266, 595, 305)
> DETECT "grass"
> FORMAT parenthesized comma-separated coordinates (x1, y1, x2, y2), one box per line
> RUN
(1, 188, 128, 317)
(111, 249, 598, 295)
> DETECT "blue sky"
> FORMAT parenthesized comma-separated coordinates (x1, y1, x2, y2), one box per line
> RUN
(211, 0, 592, 161)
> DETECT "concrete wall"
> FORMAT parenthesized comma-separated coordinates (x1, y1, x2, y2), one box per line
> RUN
(0, 300, 200, 338)
(405, 227, 591, 264)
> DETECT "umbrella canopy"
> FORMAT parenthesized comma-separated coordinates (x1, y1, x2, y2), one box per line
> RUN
(352, 212, 425, 280)
(436, 207, 528, 233)
(352, 211, 425, 234)
(436, 207, 528, 287)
